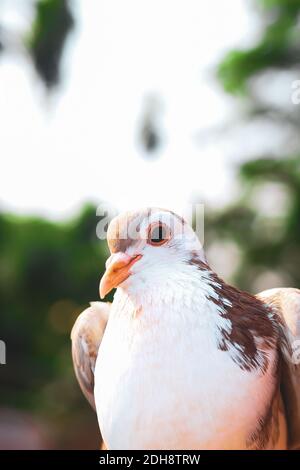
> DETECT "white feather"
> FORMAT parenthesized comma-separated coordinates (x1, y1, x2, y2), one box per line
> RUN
(95, 261, 277, 450)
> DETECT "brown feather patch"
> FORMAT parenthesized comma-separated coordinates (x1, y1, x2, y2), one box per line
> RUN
(188, 252, 278, 373)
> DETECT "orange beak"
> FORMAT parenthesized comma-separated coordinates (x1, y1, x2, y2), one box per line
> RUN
(99, 252, 142, 299)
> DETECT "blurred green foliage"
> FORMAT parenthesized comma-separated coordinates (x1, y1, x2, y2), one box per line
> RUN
(218, 0, 300, 94)
(206, 157, 300, 291)
(0, 205, 109, 448)
(212, 0, 300, 291)
(0, 0, 74, 89)
(27, 0, 74, 88)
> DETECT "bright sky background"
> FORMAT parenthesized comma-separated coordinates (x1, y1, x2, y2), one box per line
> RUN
(0, 0, 260, 220)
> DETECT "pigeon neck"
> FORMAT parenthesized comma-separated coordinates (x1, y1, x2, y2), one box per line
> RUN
(112, 252, 279, 377)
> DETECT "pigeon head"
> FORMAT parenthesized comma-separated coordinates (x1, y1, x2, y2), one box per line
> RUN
(99, 208, 205, 298)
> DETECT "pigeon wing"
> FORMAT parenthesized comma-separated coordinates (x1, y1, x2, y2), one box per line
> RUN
(71, 301, 110, 410)
(257, 288, 300, 449)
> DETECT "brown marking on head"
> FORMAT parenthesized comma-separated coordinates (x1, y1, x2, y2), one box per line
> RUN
(107, 211, 144, 253)
(188, 252, 279, 374)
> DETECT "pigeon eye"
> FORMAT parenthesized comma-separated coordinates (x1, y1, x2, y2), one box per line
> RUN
(147, 223, 170, 246)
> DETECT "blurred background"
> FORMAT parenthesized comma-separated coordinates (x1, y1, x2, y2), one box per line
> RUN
(0, 0, 300, 449)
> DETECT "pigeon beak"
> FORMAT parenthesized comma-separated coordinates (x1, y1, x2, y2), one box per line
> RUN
(99, 252, 142, 299)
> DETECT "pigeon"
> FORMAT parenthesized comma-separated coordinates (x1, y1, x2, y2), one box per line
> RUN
(71, 207, 300, 450)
